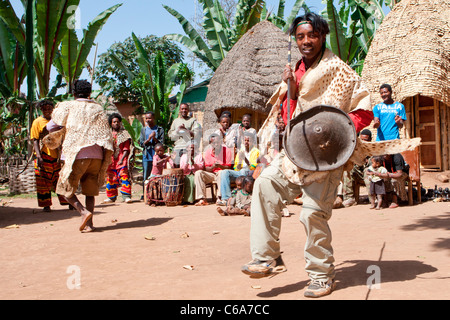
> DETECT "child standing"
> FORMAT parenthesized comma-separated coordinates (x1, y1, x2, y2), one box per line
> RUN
(151, 143, 174, 177)
(367, 156, 388, 210)
(217, 177, 254, 216)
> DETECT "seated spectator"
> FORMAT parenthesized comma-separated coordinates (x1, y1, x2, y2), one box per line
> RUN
(226, 176, 244, 207)
(341, 129, 373, 207)
(383, 153, 409, 208)
(180, 141, 205, 204)
(217, 132, 259, 206)
(194, 134, 233, 206)
(217, 176, 254, 216)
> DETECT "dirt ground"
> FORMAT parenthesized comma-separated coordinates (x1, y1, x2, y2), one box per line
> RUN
(0, 171, 449, 301)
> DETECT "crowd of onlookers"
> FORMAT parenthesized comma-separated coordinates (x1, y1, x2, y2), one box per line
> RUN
(134, 102, 287, 216)
(30, 80, 411, 222)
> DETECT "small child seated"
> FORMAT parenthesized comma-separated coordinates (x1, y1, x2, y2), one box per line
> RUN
(217, 176, 254, 216)
(367, 156, 388, 210)
(150, 143, 174, 177)
(226, 176, 244, 208)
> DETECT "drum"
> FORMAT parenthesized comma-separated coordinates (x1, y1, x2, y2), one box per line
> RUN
(145, 175, 164, 206)
(161, 168, 185, 206)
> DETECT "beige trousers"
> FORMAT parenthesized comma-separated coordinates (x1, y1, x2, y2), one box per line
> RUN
(194, 170, 222, 200)
(250, 154, 342, 282)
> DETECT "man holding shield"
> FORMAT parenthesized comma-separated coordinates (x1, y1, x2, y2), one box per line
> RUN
(241, 13, 374, 298)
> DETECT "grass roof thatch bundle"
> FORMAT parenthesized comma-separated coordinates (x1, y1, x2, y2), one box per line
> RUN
(204, 20, 302, 117)
(362, 0, 450, 107)
(362, 0, 450, 105)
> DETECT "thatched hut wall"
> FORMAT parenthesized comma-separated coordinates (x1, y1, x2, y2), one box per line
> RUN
(202, 20, 302, 136)
(362, 0, 450, 170)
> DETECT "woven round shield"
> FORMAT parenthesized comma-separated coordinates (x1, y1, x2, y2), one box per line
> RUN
(283, 105, 357, 172)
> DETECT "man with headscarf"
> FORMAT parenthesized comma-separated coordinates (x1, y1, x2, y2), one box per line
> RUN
(241, 13, 374, 298)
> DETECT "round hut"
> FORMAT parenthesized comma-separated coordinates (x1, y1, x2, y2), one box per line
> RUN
(202, 20, 302, 137)
(362, 0, 450, 170)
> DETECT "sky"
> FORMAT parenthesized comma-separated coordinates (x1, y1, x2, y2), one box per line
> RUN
(10, 0, 327, 92)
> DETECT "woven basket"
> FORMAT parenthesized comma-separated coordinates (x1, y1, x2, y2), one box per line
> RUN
(8, 162, 36, 195)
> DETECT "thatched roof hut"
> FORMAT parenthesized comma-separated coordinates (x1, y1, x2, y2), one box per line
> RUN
(202, 20, 302, 134)
(362, 0, 450, 170)
(362, 0, 450, 106)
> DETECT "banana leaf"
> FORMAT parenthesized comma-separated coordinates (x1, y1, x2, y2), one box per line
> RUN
(324, 0, 347, 60)
(73, 3, 122, 81)
(201, 0, 231, 61)
(163, 5, 218, 70)
(284, 0, 309, 32)
(0, 0, 25, 44)
(34, 0, 80, 96)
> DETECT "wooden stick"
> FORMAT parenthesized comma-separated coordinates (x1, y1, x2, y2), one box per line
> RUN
(287, 35, 292, 136)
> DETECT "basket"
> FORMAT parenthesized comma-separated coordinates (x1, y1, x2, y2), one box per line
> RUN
(8, 162, 36, 195)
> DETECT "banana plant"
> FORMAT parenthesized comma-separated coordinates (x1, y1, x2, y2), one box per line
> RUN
(263, 0, 310, 32)
(53, 3, 122, 93)
(0, 0, 121, 98)
(163, 0, 265, 72)
(110, 33, 194, 138)
(0, 19, 26, 98)
(322, 0, 387, 74)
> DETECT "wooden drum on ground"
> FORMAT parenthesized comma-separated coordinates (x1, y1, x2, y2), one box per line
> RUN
(161, 168, 184, 206)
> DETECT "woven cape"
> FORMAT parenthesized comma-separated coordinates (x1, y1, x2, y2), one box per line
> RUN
(113, 128, 132, 159)
(258, 48, 421, 185)
(50, 100, 114, 187)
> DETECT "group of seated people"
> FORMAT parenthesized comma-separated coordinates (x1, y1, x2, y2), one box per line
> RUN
(140, 105, 288, 216)
(336, 129, 411, 210)
(108, 102, 411, 214)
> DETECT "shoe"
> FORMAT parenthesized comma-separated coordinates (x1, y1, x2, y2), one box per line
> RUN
(124, 197, 132, 204)
(43, 206, 51, 212)
(241, 256, 287, 277)
(216, 199, 227, 206)
(282, 207, 291, 217)
(342, 198, 356, 207)
(103, 198, 115, 204)
(304, 279, 336, 298)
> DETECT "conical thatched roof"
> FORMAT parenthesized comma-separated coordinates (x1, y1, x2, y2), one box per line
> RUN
(362, 0, 450, 107)
(204, 20, 302, 117)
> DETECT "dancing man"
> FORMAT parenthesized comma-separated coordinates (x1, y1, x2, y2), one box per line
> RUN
(47, 80, 113, 232)
(241, 13, 374, 298)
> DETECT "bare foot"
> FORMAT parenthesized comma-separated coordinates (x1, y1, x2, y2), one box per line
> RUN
(79, 212, 93, 232)
(216, 207, 227, 216)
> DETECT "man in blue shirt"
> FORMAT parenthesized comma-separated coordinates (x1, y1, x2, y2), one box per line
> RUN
(373, 84, 407, 141)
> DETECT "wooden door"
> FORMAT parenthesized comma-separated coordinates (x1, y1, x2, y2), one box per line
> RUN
(415, 96, 441, 169)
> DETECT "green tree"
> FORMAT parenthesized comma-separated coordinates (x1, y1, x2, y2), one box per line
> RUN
(94, 34, 184, 103)
(109, 33, 194, 141)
